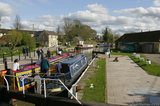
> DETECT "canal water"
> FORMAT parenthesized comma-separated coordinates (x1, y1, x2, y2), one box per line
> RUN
(13, 47, 107, 106)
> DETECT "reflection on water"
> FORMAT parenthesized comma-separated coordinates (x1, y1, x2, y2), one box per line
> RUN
(14, 100, 35, 106)
(76, 47, 108, 60)
(76, 48, 93, 59)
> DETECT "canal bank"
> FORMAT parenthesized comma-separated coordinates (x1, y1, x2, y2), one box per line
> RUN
(106, 55, 160, 105)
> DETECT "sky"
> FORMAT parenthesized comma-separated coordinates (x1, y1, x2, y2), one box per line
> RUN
(0, 0, 160, 35)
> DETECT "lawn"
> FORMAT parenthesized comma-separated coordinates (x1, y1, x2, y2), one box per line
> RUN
(82, 59, 106, 103)
(0, 47, 36, 58)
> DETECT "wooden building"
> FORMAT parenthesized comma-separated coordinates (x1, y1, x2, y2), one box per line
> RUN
(115, 30, 160, 53)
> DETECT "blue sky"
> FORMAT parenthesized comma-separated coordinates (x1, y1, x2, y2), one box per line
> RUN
(0, 0, 160, 34)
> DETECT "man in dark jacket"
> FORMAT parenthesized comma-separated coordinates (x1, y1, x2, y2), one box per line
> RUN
(26, 47, 29, 56)
(22, 47, 26, 56)
(36, 48, 41, 61)
(40, 55, 50, 77)
(47, 48, 51, 58)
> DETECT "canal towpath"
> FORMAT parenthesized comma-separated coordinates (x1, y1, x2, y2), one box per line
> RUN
(0, 47, 56, 70)
(103, 55, 160, 105)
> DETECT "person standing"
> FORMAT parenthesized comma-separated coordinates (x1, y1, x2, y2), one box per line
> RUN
(40, 48, 44, 59)
(22, 47, 26, 56)
(26, 47, 29, 56)
(47, 48, 51, 59)
(11, 59, 20, 72)
(57, 62, 62, 73)
(40, 55, 50, 77)
(107, 48, 111, 58)
(36, 48, 41, 61)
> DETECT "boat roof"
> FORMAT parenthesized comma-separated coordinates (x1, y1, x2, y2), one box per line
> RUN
(62, 54, 85, 65)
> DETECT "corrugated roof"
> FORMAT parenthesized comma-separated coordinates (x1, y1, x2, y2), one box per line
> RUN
(116, 30, 160, 42)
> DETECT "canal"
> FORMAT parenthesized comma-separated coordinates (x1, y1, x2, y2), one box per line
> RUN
(12, 47, 108, 106)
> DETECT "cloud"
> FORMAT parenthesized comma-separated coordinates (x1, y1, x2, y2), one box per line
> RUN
(22, 15, 61, 31)
(19, 2, 160, 34)
(153, 0, 160, 6)
(66, 4, 138, 34)
(0, 2, 15, 16)
(3, 1, 160, 35)
(87, 4, 108, 14)
(24, 3, 160, 34)
(114, 7, 160, 18)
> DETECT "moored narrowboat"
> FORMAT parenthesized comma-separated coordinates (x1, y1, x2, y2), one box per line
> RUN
(75, 44, 93, 49)
(0, 53, 89, 98)
(0, 53, 73, 91)
(42, 53, 89, 96)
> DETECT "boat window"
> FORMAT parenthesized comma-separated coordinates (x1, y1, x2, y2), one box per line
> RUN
(61, 64, 69, 73)
(73, 66, 76, 73)
(85, 57, 87, 63)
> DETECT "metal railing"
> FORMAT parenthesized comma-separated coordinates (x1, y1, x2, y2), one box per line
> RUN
(3, 74, 81, 105)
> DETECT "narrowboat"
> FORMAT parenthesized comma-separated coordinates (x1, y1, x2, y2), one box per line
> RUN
(0, 53, 89, 97)
(39, 53, 89, 96)
(75, 44, 93, 49)
(0, 53, 73, 91)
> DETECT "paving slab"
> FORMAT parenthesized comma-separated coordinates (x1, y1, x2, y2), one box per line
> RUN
(105, 55, 160, 105)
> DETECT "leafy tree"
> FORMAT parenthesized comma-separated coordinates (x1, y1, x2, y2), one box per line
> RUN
(21, 32, 36, 49)
(103, 28, 114, 43)
(4, 30, 22, 50)
(65, 19, 97, 41)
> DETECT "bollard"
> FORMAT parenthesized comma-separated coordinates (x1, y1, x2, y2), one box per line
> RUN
(29, 48, 31, 58)
(4, 58, 8, 70)
(30, 51, 31, 58)
(25, 53, 26, 59)
(3, 53, 5, 63)
(31, 57, 33, 64)
(11, 52, 13, 62)
(19, 51, 20, 60)
(34, 50, 36, 57)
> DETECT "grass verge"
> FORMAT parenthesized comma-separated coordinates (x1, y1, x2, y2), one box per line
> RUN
(129, 55, 160, 76)
(82, 58, 106, 103)
(111, 51, 160, 76)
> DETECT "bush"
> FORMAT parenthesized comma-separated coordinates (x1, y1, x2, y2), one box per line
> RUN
(36, 42, 42, 47)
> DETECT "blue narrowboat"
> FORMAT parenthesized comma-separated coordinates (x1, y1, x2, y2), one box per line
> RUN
(45, 53, 89, 96)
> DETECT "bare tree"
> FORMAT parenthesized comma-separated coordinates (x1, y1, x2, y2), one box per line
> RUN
(63, 17, 73, 35)
(56, 26, 61, 35)
(13, 15, 22, 30)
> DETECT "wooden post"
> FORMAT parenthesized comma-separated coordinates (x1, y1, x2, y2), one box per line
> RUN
(19, 51, 20, 60)
(11, 52, 13, 62)
(4, 58, 8, 70)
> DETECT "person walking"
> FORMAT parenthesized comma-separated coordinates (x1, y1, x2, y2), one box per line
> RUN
(26, 47, 29, 56)
(47, 48, 51, 59)
(40, 55, 50, 77)
(36, 48, 41, 61)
